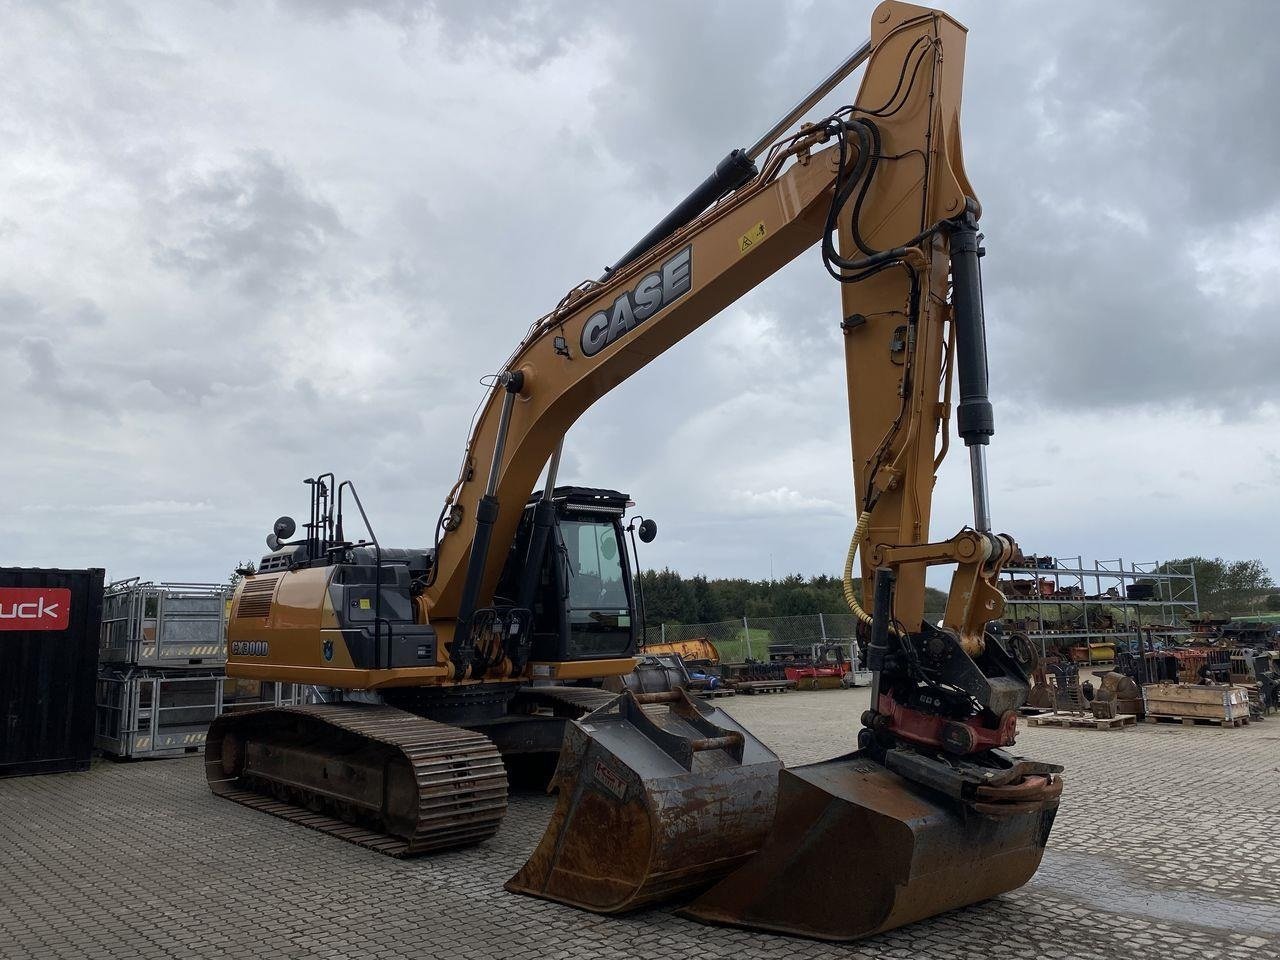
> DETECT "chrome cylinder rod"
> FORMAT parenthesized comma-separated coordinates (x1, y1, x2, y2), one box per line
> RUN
(969, 445, 992, 534)
(485, 378, 518, 497)
(746, 39, 872, 160)
(541, 441, 563, 501)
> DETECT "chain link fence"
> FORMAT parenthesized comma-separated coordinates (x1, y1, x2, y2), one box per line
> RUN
(642, 613, 861, 663)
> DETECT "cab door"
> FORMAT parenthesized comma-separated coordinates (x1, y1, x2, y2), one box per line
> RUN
(556, 516, 635, 660)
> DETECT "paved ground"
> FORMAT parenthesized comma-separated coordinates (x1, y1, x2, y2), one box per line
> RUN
(2, 689, 1278, 960)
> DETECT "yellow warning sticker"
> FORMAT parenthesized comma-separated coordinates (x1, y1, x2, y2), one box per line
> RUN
(359, 598, 371, 610)
(738, 221, 766, 254)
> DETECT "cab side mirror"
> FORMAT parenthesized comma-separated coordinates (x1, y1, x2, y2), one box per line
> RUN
(638, 519, 658, 543)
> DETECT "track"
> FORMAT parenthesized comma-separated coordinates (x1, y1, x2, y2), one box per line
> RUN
(205, 704, 508, 857)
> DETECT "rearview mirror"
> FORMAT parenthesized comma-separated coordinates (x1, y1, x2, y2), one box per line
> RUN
(273, 516, 297, 540)
(638, 519, 657, 543)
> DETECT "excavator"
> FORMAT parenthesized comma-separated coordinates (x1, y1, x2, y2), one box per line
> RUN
(207, 1, 1063, 941)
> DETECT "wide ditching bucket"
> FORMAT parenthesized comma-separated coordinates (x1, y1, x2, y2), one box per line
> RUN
(681, 751, 1062, 941)
(505, 688, 781, 913)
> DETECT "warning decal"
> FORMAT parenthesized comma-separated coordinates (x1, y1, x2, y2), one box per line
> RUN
(738, 221, 766, 254)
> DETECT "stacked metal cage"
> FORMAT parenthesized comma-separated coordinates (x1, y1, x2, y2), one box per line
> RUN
(95, 580, 299, 758)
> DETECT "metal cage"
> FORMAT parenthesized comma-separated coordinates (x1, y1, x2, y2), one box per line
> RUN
(100, 581, 229, 668)
(95, 672, 299, 759)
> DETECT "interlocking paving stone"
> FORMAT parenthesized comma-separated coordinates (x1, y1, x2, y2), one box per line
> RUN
(1, 688, 1277, 959)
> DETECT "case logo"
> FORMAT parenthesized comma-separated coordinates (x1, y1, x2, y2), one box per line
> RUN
(580, 245, 692, 357)
(0, 588, 71, 631)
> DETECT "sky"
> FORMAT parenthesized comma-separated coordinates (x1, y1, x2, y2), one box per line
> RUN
(1, 0, 1277, 590)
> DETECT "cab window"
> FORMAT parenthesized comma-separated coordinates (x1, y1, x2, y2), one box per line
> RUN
(560, 519, 632, 658)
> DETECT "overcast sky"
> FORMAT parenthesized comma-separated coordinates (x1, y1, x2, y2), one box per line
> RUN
(2, 0, 1277, 591)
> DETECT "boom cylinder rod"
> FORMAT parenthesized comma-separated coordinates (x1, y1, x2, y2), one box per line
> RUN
(454, 373, 523, 670)
(541, 441, 563, 499)
(515, 442, 564, 613)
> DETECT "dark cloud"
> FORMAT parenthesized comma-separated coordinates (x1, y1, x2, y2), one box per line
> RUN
(17, 337, 111, 414)
(151, 151, 347, 300)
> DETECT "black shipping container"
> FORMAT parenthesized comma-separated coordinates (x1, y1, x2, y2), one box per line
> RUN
(0, 567, 105, 777)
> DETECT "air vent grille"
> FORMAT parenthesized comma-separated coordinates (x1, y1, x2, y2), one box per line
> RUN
(235, 576, 281, 619)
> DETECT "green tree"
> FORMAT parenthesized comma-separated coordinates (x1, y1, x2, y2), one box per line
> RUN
(229, 561, 257, 588)
(1160, 557, 1274, 616)
(634, 567, 949, 626)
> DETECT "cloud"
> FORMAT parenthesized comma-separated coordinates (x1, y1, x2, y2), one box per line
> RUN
(0, 0, 1277, 588)
(151, 151, 347, 300)
(729, 487, 845, 516)
(17, 337, 110, 414)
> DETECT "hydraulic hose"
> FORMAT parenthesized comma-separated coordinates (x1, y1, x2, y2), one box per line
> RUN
(842, 511, 874, 626)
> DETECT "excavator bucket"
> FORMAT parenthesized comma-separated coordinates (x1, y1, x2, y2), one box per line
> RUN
(506, 689, 781, 912)
(682, 751, 1062, 941)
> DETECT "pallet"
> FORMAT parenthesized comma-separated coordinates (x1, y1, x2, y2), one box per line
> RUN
(733, 680, 794, 695)
(1026, 712, 1137, 730)
(696, 688, 735, 699)
(1144, 713, 1250, 728)
(1018, 706, 1054, 717)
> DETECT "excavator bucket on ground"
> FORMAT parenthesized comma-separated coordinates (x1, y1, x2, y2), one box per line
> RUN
(505, 689, 780, 912)
(681, 751, 1063, 941)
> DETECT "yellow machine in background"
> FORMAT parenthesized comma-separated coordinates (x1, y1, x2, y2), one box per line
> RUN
(209, 2, 1062, 940)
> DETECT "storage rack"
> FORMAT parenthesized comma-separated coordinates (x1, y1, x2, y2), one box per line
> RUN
(96, 579, 300, 758)
(95, 672, 298, 759)
(999, 557, 1198, 664)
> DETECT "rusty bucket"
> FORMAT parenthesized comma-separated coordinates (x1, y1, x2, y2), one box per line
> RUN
(681, 751, 1061, 940)
(505, 689, 781, 913)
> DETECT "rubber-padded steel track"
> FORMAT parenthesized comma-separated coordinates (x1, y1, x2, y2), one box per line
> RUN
(206, 704, 507, 857)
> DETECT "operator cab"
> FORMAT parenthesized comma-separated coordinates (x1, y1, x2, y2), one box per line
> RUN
(497, 486, 642, 664)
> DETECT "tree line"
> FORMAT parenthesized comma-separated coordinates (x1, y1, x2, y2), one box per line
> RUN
(1157, 557, 1277, 616)
(636, 555, 1278, 628)
(636, 569, 949, 625)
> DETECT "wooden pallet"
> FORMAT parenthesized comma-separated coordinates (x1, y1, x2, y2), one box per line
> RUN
(1144, 714, 1250, 728)
(1026, 712, 1137, 730)
(733, 680, 795, 695)
(695, 688, 735, 699)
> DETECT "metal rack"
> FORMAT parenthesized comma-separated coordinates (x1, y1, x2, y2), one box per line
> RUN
(95, 672, 300, 759)
(99, 580, 229, 668)
(999, 556, 1198, 664)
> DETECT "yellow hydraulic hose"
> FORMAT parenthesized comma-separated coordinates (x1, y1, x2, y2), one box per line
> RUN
(842, 511, 875, 626)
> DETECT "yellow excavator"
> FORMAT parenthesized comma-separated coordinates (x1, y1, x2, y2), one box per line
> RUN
(208, 1, 1062, 941)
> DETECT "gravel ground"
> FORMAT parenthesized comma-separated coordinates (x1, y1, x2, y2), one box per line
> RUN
(1, 687, 1277, 960)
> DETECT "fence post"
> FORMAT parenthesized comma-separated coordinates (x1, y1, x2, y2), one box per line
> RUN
(661, 623, 666, 643)
(819, 612, 826, 639)
(743, 617, 752, 660)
